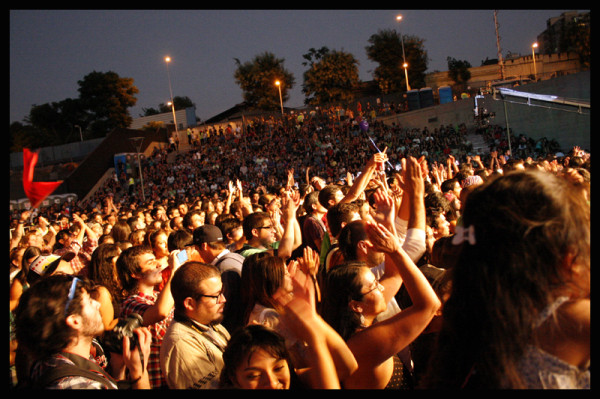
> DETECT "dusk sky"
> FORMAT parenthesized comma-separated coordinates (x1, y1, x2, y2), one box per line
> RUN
(10, 9, 580, 125)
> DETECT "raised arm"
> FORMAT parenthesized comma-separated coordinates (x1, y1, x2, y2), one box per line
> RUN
(341, 150, 388, 204)
(276, 267, 357, 388)
(347, 221, 440, 369)
(276, 190, 302, 260)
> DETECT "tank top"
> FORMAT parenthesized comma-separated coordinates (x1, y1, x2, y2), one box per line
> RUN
(385, 354, 412, 389)
(518, 296, 590, 389)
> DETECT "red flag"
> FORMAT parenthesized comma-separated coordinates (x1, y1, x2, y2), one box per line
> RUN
(22, 148, 63, 209)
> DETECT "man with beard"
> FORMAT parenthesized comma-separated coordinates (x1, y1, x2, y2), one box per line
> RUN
(160, 262, 230, 389)
(13, 274, 152, 389)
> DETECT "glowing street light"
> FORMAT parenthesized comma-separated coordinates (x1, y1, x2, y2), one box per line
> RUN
(275, 80, 284, 115)
(164, 56, 179, 135)
(531, 42, 538, 79)
(396, 15, 411, 91)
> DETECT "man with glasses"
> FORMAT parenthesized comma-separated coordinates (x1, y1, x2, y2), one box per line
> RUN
(237, 191, 302, 260)
(160, 261, 230, 389)
(189, 225, 244, 333)
(237, 211, 278, 258)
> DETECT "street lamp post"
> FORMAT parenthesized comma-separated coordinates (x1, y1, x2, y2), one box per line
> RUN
(74, 125, 83, 141)
(396, 15, 411, 91)
(275, 80, 284, 115)
(129, 137, 146, 202)
(164, 56, 179, 137)
(167, 101, 177, 132)
(531, 42, 538, 80)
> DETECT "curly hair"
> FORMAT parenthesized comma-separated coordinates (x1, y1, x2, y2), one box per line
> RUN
(14, 274, 93, 359)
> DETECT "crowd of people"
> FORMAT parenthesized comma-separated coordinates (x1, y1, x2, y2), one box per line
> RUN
(9, 105, 590, 389)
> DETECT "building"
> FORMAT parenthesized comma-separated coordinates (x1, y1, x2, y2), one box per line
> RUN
(129, 106, 197, 131)
(537, 11, 590, 54)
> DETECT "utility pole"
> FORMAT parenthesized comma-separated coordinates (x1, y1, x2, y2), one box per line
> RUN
(494, 10, 505, 80)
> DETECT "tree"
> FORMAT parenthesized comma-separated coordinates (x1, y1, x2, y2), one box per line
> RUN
(301, 46, 331, 67)
(366, 29, 429, 93)
(18, 98, 88, 147)
(9, 121, 45, 152)
(302, 48, 360, 106)
(233, 52, 295, 111)
(10, 70, 139, 152)
(77, 71, 139, 138)
(447, 57, 472, 91)
(158, 96, 195, 113)
(141, 107, 161, 117)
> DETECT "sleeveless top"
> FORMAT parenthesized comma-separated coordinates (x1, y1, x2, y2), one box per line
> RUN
(385, 354, 412, 389)
(518, 296, 590, 389)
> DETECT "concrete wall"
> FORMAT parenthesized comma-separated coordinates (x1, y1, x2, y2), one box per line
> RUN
(425, 51, 581, 91)
(382, 70, 590, 152)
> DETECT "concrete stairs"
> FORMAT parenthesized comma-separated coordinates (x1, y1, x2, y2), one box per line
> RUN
(467, 130, 489, 155)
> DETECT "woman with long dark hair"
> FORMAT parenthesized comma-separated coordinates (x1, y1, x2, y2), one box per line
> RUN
(88, 243, 123, 330)
(321, 221, 441, 389)
(421, 170, 590, 389)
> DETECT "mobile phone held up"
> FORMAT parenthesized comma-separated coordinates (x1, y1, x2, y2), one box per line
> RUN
(176, 249, 188, 264)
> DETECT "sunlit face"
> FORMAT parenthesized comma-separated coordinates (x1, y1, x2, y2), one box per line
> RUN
(234, 348, 291, 389)
(333, 189, 345, 205)
(190, 276, 226, 325)
(190, 213, 204, 230)
(227, 225, 244, 244)
(266, 198, 281, 213)
(255, 220, 276, 247)
(152, 232, 169, 258)
(135, 252, 162, 286)
(178, 203, 188, 215)
(78, 289, 105, 338)
(28, 231, 45, 248)
(356, 267, 386, 317)
(433, 213, 451, 238)
(452, 182, 462, 199)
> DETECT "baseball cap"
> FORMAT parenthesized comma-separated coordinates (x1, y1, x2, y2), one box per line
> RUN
(191, 224, 223, 246)
(29, 252, 76, 277)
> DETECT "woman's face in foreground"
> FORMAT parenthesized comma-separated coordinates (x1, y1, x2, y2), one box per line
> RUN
(234, 348, 291, 389)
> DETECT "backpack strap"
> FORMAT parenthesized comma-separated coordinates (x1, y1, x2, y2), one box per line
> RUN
(34, 352, 118, 389)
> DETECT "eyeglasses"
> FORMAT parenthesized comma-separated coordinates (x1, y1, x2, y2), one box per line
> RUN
(360, 280, 383, 297)
(198, 290, 224, 304)
(256, 225, 274, 230)
(65, 277, 81, 316)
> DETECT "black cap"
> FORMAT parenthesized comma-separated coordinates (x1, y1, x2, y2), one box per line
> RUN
(192, 224, 223, 246)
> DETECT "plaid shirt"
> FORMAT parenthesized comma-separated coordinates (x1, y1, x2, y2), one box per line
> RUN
(120, 291, 174, 389)
(54, 237, 97, 276)
(30, 352, 117, 389)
